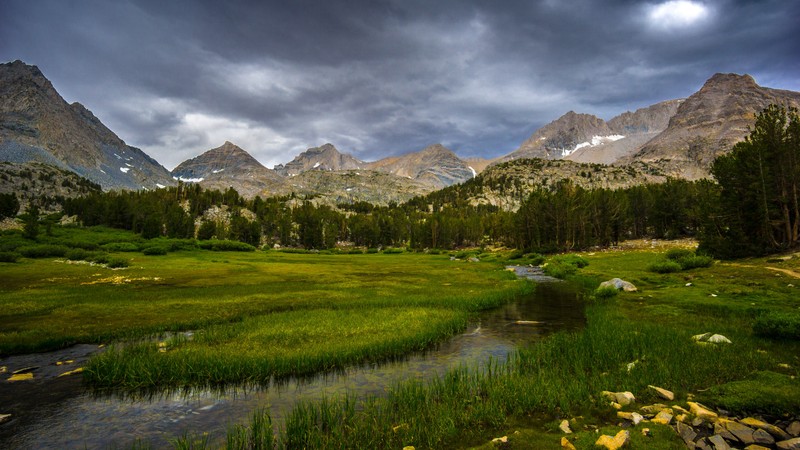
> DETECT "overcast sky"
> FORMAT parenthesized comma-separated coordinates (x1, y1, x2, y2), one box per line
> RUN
(2, 0, 798, 170)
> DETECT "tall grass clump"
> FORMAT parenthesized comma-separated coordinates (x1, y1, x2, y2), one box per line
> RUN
(543, 254, 589, 278)
(227, 408, 274, 450)
(648, 260, 682, 273)
(0, 251, 20, 262)
(101, 242, 141, 252)
(142, 246, 169, 256)
(655, 248, 714, 271)
(753, 312, 800, 340)
(17, 244, 69, 258)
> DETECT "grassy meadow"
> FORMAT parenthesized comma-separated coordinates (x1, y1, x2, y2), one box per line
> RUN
(217, 241, 800, 449)
(0, 226, 530, 388)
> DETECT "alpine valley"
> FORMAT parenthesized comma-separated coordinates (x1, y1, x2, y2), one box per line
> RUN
(2, 59, 799, 208)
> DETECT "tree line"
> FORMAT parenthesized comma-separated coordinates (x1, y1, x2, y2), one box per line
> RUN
(52, 105, 800, 258)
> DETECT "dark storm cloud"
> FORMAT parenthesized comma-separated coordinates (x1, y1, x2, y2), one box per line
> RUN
(2, 0, 798, 169)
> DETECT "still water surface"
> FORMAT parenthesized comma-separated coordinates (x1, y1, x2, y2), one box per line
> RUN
(6, 281, 584, 449)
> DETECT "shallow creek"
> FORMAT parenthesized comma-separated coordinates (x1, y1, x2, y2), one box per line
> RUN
(1, 277, 584, 449)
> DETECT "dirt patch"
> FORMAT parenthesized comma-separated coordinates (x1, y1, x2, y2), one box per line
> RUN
(765, 267, 800, 279)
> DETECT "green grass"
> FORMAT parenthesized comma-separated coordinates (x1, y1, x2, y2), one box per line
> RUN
(0, 226, 528, 389)
(242, 245, 800, 449)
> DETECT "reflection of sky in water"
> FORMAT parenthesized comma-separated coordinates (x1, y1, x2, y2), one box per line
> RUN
(8, 283, 584, 449)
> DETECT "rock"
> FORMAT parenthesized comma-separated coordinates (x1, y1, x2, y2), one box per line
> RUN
(0, 414, 10, 424)
(491, 436, 508, 444)
(403, 446, 415, 450)
(642, 428, 652, 437)
(7, 372, 33, 382)
(713, 422, 738, 442)
(11, 366, 38, 374)
(611, 402, 623, 410)
(599, 278, 638, 292)
(677, 421, 698, 444)
(617, 411, 644, 425)
(692, 332, 713, 342)
(559, 419, 572, 434)
(695, 437, 712, 450)
(640, 404, 669, 415)
(777, 437, 800, 450)
(787, 421, 800, 437)
(753, 429, 776, 445)
(708, 434, 731, 450)
(561, 436, 577, 450)
(740, 417, 792, 440)
(648, 385, 675, 401)
(602, 391, 636, 406)
(721, 419, 755, 445)
(57, 367, 84, 377)
(468, 257, 480, 263)
(515, 320, 543, 325)
(744, 445, 773, 450)
(708, 334, 732, 344)
(673, 405, 690, 414)
(595, 430, 630, 449)
(688, 401, 719, 422)
(652, 410, 673, 425)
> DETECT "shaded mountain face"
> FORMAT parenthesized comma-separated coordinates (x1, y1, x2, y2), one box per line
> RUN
(507, 111, 614, 161)
(0, 60, 174, 190)
(171, 141, 286, 197)
(274, 143, 365, 176)
(366, 144, 475, 189)
(628, 73, 800, 178)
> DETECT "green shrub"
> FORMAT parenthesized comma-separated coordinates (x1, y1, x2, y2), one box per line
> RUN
(106, 257, 129, 268)
(366, 248, 379, 254)
(0, 251, 20, 263)
(594, 286, 619, 300)
(677, 255, 714, 270)
(648, 260, 682, 273)
(665, 248, 694, 261)
(278, 248, 311, 254)
(65, 248, 90, 261)
(753, 312, 800, 340)
(17, 244, 69, 258)
(521, 253, 545, 266)
(347, 249, 363, 255)
(556, 254, 589, 268)
(508, 249, 525, 260)
(382, 248, 404, 254)
(142, 246, 169, 256)
(62, 239, 99, 250)
(102, 242, 141, 252)
(198, 240, 256, 252)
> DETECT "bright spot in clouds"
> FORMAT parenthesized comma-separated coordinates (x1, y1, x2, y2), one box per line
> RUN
(647, 0, 710, 30)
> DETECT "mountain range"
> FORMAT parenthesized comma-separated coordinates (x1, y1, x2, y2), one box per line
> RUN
(2, 59, 800, 205)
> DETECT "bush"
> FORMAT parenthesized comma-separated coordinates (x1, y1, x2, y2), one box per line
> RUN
(102, 242, 141, 252)
(556, 254, 589, 268)
(521, 253, 545, 266)
(17, 244, 69, 258)
(594, 286, 619, 300)
(366, 248, 379, 254)
(278, 248, 311, 254)
(65, 248, 90, 261)
(62, 239, 99, 250)
(198, 240, 256, 252)
(665, 248, 694, 261)
(106, 257, 129, 268)
(91, 254, 110, 264)
(677, 255, 714, 270)
(648, 260, 682, 273)
(0, 251, 20, 263)
(753, 312, 800, 340)
(508, 249, 526, 260)
(382, 248, 404, 254)
(142, 246, 168, 256)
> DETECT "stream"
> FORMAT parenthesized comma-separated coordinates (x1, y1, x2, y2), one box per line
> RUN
(1, 277, 584, 449)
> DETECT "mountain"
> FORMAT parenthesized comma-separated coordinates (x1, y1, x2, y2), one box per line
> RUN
(287, 170, 431, 205)
(566, 100, 683, 164)
(274, 143, 365, 176)
(0, 60, 174, 190)
(502, 100, 683, 166)
(628, 73, 800, 178)
(367, 144, 475, 189)
(171, 141, 286, 197)
(0, 161, 102, 213)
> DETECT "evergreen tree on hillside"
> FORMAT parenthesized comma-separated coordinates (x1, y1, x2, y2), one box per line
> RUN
(703, 104, 800, 257)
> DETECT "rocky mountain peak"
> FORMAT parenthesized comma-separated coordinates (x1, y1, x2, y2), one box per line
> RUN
(274, 143, 364, 177)
(702, 73, 758, 91)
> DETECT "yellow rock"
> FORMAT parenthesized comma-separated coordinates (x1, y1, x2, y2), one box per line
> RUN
(402, 447, 415, 450)
(8, 373, 33, 382)
(561, 436, 577, 450)
(491, 436, 508, 443)
(652, 410, 673, 425)
(0, 366, 6, 373)
(687, 401, 718, 422)
(57, 367, 84, 377)
(595, 430, 630, 449)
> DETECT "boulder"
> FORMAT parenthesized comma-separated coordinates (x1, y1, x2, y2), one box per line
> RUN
(595, 430, 630, 449)
(744, 445, 773, 450)
(687, 401, 719, 422)
(777, 437, 800, 450)
(561, 436, 577, 450)
(713, 422, 738, 442)
(648, 385, 675, 401)
(708, 434, 731, 450)
(602, 391, 636, 406)
(721, 419, 755, 445)
(559, 419, 572, 434)
(617, 411, 644, 425)
(677, 421, 698, 445)
(753, 429, 775, 445)
(599, 278, 638, 292)
(652, 410, 673, 425)
(787, 421, 800, 437)
(740, 417, 791, 440)
(491, 436, 508, 444)
(692, 332, 732, 344)
(640, 404, 670, 415)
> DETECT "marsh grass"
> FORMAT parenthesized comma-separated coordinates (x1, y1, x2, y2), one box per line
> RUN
(252, 246, 800, 449)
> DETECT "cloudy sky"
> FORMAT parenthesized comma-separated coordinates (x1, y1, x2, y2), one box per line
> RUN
(2, 0, 798, 170)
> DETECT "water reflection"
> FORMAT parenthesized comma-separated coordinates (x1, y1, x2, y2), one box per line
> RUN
(4, 282, 584, 449)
